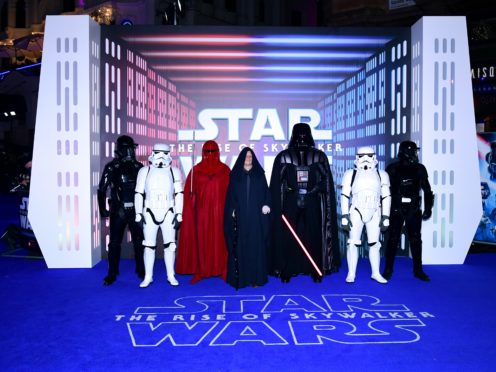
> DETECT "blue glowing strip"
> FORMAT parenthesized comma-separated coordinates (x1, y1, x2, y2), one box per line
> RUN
(0, 63, 41, 76)
(261, 77, 341, 83)
(261, 51, 371, 59)
(16, 62, 41, 71)
(258, 65, 359, 72)
(259, 36, 393, 46)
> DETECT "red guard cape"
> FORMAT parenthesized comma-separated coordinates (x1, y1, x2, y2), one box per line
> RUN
(176, 141, 230, 283)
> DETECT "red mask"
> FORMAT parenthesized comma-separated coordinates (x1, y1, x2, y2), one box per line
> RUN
(202, 140, 220, 165)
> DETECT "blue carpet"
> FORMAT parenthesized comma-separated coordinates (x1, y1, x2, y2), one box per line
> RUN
(1, 251, 495, 371)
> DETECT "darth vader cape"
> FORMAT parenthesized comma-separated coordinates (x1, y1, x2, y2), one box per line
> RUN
(223, 148, 271, 289)
(176, 141, 230, 283)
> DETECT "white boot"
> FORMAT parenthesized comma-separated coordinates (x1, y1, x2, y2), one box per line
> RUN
(369, 243, 387, 284)
(140, 247, 155, 288)
(346, 243, 359, 283)
(164, 247, 179, 286)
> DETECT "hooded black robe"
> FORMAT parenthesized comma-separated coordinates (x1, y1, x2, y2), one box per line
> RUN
(224, 148, 271, 289)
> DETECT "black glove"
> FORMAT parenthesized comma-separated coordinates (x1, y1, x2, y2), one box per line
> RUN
(172, 213, 182, 230)
(97, 190, 110, 218)
(422, 209, 432, 220)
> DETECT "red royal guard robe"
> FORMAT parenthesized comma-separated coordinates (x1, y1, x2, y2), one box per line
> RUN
(176, 140, 230, 283)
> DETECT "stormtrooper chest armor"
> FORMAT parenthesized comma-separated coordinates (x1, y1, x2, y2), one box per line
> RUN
(351, 170, 382, 212)
(144, 167, 175, 212)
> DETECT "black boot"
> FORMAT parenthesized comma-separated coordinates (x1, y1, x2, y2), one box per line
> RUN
(312, 274, 323, 283)
(382, 269, 393, 280)
(104, 274, 117, 286)
(414, 270, 430, 282)
(136, 267, 145, 279)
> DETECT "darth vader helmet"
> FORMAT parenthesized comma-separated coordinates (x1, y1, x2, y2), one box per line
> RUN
(288, 123, 315, 148)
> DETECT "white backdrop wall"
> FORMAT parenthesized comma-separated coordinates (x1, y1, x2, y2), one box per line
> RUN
(411, 16, 481, 264)
(29, 16, 101, 268)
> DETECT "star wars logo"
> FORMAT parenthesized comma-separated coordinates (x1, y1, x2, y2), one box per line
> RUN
(19, 196, 32, 230)
(115, 294, 434, 347)
(178, 108, 331, 142)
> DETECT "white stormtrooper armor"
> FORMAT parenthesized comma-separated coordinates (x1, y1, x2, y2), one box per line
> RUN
(341, 146, 391, 284)
(135, 144, 183, 288)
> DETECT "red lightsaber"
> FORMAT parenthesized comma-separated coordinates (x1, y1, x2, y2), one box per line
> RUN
(281, 214, 323, 277)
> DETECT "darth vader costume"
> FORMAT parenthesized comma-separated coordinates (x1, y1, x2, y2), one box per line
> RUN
(383, 140, 434, 281)
(98, 135, 145, 285)
(224, 148, 271, 289)
(269, 123, 340, 282)
(176, 140, 230, 283)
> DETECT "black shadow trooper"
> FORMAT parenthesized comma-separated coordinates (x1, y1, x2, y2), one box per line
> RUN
(269, 123, 339, 283)
(383, 140, 434, 282)
(98, 135, 145, 285)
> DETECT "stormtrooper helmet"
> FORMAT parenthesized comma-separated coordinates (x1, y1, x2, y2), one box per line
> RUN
(149, 143, 172, 168)
(354, 146, 378, 170)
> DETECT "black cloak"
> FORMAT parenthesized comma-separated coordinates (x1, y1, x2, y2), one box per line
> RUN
(224, 148, 271, 289)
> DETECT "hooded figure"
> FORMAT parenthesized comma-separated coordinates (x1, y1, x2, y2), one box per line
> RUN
(268, 123, 340, 283)
(224, 148, 271, 289)
(176, 140, 231, 283)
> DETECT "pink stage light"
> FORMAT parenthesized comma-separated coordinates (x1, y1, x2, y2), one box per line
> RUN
(171, 76, 250, 82)
(154, 64, 251, 71)
(142, 50, 249, 59)
(281, 214, 323, 277)
(123, 35, 252, 45)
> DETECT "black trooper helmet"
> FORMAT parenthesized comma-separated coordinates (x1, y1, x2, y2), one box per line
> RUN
(288, 123, 315, 148)
(115, 135, 138, 160)
(398, 140, 419, 163)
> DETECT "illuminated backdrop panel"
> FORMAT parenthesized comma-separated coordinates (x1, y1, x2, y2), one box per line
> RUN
(30, 16, 101, 268)
(102, 26, 399, 173)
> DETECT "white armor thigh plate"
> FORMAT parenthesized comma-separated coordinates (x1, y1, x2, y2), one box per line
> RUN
(144, 168, 174, 220)
(351, 171, 381, 223)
